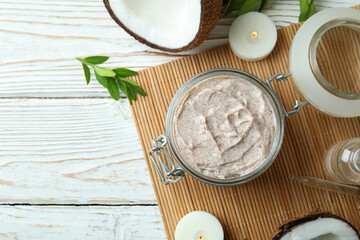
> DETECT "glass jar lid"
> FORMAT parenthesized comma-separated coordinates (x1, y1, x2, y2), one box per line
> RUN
(290, 8, 360, 117)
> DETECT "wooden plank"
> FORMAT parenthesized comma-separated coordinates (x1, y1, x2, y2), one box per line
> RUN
(0, 0, 356, 97)
(0, 205, 166, 239)
(0, 99, 156, 203)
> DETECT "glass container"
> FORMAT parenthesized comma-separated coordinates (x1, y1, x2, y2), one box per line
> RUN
(325, 138, 360, 185)
(309, 20, 360, 100)
(149, 69, 305, 186)
(290, 7, 360, 117)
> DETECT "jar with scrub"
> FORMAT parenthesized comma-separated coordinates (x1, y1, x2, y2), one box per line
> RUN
(149, 68, 301, 186)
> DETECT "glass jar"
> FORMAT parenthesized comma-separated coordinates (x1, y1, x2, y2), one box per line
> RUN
(325, 138, 360, 185)
(149, 68, 306, 186)
(290, 7, 360, 117)
(308, 19, 360, 100)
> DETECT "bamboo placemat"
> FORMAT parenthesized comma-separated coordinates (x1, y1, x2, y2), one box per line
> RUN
(130, 6, 360, 239)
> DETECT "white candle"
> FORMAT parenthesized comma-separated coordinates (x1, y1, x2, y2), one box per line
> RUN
(229, 12, 277, 61)
(175, 211, 224, 240)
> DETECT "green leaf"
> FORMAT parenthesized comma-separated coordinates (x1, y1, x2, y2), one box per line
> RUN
(126, 82, 146, 97)
(238, 0, 261, 15)
(117, 78, 136, 105)
(259, 0, 270, 11)
(308, 2, 317, 17)
(128, 85, 137, 101)
(94, 71, 108, 88)
(299, 0, 316, 22)
(93, 65, 116, 77)
(106, 78, 120, 101)
(76, 58, 86, 64)
(83, 56, 109, 64)
(117, 78, 128, 97)
(126, 85, 133, 105)
(224, 0, 246, 16)
(118, 76, 146, 99)
(133, 86, 147, 97)
(300, 0, 310, 14)
(76, 55, 146, 104)
(299, 0, 310, 21)
(119, 77, 139, 87)
(113, 68, 138, 77)
(82, 63, 91, 84)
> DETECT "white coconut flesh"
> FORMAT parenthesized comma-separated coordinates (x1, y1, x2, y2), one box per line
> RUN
(108, 0, 201, 49)
(281, 217, 359, 240)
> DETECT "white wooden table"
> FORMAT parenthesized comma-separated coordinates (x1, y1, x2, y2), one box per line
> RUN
(0, 0, 358, 239)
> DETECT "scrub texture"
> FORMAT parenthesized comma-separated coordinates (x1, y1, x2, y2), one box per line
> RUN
(175, 76, 276, 179)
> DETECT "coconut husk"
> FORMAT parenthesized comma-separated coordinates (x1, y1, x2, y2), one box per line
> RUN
(272, 211, 360, 240)
(103, 0, 223, 52)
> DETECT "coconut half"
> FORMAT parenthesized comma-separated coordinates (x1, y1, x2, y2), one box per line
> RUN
(273, 212, 360, 240)
(103, 0, 223, 52)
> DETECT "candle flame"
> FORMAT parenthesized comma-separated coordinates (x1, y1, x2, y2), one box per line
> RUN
(251, 31, 258, 38)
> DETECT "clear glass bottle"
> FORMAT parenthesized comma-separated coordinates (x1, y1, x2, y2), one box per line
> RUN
(325, 138, 360, 185)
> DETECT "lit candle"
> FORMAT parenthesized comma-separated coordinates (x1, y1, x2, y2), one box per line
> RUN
(229, 12, 277, 61)
(175, 211, 224, 240)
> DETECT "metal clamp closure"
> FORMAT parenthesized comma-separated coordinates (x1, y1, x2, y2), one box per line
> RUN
(148, 135, 184, 185)
(266, 73, 309, 118)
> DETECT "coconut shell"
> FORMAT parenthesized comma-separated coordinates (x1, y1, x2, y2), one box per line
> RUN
(103, 0, 223, 52)
(272, 211, 360, 240)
